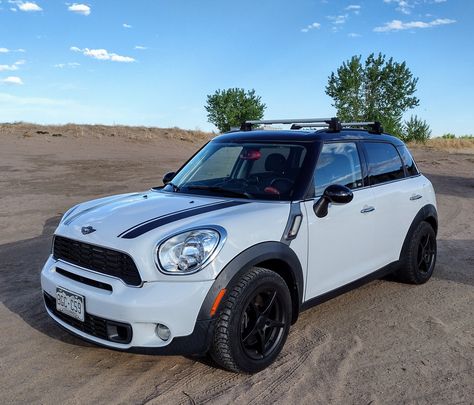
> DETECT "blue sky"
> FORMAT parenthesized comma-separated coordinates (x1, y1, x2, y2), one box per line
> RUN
(0, 0, 472, 135)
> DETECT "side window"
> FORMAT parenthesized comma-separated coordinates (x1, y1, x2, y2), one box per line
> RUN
(364, 142, 405, 185)
(314, 142, 363, 196)
(397, 145, 419, 177)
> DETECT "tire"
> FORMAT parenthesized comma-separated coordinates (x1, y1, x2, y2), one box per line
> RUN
(396, 221, 437, 284)
(210, 267, 292, 373)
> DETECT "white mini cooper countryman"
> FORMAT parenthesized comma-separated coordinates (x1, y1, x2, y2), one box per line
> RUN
(41, 118, 438, 373)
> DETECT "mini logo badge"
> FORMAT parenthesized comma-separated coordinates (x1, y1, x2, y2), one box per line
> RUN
(81, 226, 96, 235)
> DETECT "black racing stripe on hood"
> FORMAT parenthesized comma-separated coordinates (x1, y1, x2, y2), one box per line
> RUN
(120, 200, 250, 239)
(116, 200, 225, 238)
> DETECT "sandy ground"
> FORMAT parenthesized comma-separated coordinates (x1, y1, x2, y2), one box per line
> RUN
(0, 127, 473, 404)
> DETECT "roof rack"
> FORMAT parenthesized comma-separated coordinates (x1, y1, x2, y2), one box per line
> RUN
(241, 117, 384, 134)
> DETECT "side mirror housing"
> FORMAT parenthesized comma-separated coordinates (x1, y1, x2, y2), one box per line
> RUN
(162, 171, 176, 185)
(313, 184, 354, 218)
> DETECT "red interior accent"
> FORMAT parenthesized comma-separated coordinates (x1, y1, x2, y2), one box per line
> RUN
(240, 150, 262, 160)
(264, 186, 280, 195)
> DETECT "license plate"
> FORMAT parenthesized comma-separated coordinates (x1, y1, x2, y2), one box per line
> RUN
(56, 287, 85, 322)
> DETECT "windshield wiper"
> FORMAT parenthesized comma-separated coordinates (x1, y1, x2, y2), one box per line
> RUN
(186, 185, 250, 199)
(168, 182, 180, 192)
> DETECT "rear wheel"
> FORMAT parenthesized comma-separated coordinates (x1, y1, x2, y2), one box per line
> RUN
(210, 267, 292, 373)
(396, 221, 437, 284)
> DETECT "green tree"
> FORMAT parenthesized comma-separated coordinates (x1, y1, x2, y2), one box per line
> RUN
(326, 53, 420, 136)
(205, 88, 266, 132)
(403, 115, 431, 143)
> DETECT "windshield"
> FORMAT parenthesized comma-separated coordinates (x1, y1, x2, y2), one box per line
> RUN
(162, 142, 308, 200)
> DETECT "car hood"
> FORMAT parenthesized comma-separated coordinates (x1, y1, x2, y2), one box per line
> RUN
(57, 190, 247, 240)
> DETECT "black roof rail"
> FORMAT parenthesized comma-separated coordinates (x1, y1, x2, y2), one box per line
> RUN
(241, 117, 383, 134)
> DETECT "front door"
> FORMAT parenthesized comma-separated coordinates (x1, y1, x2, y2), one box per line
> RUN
(303, 141, 379, 300)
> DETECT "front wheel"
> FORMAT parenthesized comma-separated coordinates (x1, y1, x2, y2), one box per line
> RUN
(210, 267, 292, 373)
(396, 221, 437, 284)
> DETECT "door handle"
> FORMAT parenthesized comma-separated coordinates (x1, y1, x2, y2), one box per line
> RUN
(410, 194, 422, 201)
(360, 206, 375, 213)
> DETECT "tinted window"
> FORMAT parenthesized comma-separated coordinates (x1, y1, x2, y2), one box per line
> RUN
(397, 145, 419, 177)
(365, 142, 405, 185)
(314, 142, 363, 196)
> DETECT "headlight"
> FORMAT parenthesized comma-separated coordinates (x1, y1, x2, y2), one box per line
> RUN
(156, 228, 224, 275)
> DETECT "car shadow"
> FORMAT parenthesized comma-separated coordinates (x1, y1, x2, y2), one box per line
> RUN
(0, 216, 91, 347)
(422, 172, 474, 199)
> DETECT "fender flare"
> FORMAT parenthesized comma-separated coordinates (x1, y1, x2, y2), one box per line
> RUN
(399, 204, 438, 261)
(197, 241, 304, 324)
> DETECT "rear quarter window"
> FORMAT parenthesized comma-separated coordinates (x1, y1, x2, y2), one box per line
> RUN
(364, 142, 405, 186)
(397, 145, 419, 177)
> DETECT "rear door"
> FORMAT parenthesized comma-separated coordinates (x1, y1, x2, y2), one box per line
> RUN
(362, 142, 424, 267)
(303, 141, 379, 300)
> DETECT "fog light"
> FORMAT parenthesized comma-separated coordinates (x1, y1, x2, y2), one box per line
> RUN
(156, 324, 171, 341)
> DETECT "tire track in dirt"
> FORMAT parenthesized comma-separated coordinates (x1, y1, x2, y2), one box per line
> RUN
(138, 360, 219, 405)
(169, 324, 330, 405)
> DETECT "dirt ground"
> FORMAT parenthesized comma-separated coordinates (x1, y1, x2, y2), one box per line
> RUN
(0, 126, 473, 404)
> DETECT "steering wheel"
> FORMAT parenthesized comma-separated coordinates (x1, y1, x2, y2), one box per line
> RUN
(264, 178, 294, 196)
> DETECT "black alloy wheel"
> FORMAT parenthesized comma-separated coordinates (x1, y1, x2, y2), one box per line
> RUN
(240, 288, 286, 360)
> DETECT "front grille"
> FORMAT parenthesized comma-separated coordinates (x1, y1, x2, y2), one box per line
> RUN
(56, 267, 113, 292)
(43, 292, 132, 344)
(53, 236, 142, 286)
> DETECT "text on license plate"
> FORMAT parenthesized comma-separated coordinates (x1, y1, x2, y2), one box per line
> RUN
(56, 287, 85, 322)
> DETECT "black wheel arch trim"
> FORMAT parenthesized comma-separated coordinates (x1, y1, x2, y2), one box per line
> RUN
(197, 241, 304, 324)
(399, 204, 438, 261)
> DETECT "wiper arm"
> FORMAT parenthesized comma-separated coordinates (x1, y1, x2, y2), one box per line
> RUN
(168, 182, 180, 192)
(186, 185, 250, 199)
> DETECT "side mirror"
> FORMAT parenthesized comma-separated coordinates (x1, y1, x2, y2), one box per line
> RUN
(313, 184, 353, 218)
(162, 171, 176, 185)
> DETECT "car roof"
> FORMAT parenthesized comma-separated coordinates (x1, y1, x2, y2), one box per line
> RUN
(213, 129, 405, 146)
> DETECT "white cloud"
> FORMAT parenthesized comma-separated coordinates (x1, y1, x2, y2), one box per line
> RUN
(134, 45, 147, 50)
(374, 18, 456, 32)
(383, 0, 413, 15)
(1, 76, 24, 85)
(0, 47, 26, 53)
(0, 64, 19, 72)
(10, 7, 18, 11)
(327, 14, 348, 24)
(0, 59, 25, 71)
(301, 22, 321, 33)
(70, 46, 136, 63)
(345, 4, 361, 14)
(0, 64, 18, 72)
(67, 3, 90, 16)
(123, 23, 132, 28)
(17, 2, 42, 12)
(54, 62, 80, 68)
(348, 32, 361, 37)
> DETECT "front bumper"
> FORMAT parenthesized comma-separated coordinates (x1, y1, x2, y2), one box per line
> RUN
(41, 255, 214, 354)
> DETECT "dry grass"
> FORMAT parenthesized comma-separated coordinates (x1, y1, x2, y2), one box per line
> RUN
(2, 122, 474, 154)
(0, 122, 214, 143)
(408, 137, 474, 153)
